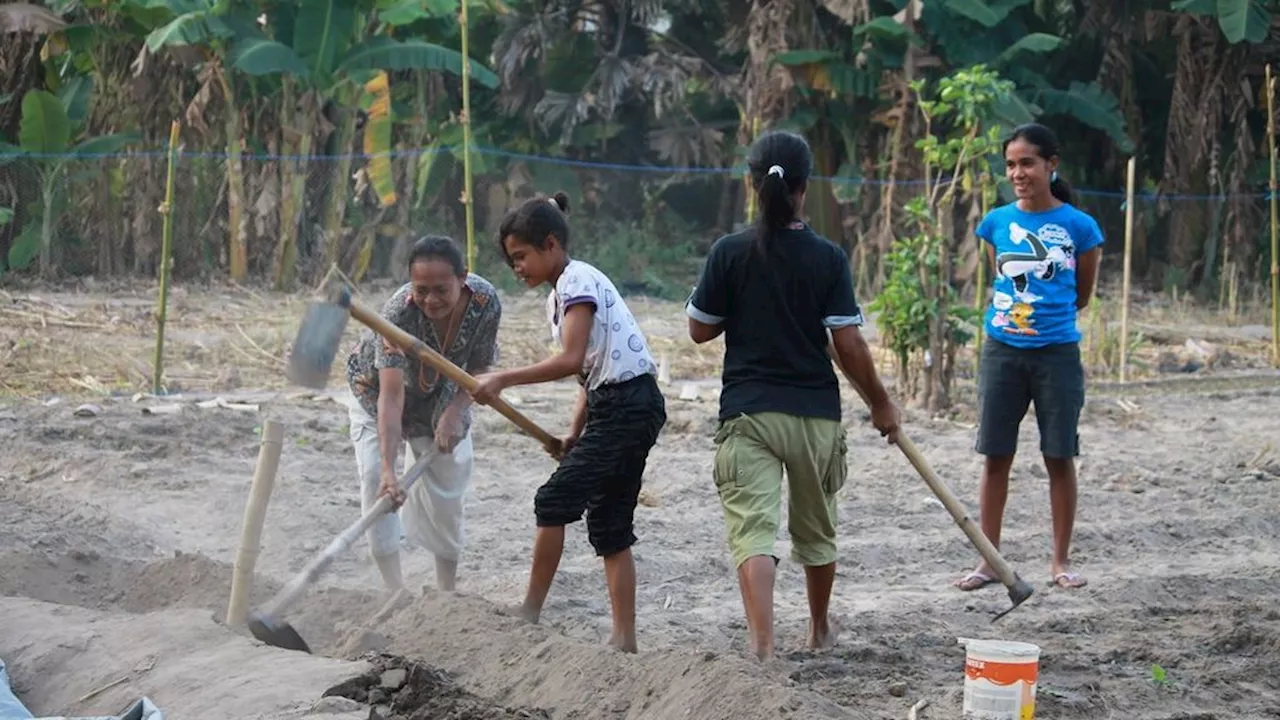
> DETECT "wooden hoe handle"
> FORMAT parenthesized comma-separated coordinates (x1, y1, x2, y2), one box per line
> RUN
(346, 298, 563, 455)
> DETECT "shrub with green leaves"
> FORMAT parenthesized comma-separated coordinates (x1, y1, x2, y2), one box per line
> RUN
(868, 64, 1011, 410)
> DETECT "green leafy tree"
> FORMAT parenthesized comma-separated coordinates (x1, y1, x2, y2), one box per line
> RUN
(869, 64, 1011, 411)
(0, 89, 139, 276)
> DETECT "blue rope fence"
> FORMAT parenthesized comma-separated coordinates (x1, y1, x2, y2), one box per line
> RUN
(0, 145, 1269, 200)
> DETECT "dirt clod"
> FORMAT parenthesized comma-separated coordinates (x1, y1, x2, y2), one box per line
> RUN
(324, 654, 550, 720)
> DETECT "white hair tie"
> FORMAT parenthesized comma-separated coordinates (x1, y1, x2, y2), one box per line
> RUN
(547, 197, 559, 207)
(767, 165, 785, 178)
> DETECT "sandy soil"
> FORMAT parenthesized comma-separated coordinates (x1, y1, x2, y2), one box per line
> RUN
(2, 280, 1280, 720)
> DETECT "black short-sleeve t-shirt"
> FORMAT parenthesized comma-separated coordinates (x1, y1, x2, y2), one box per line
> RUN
(686, 224, 864, 422)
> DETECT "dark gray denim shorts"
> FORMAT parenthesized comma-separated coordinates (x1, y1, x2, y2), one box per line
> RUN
(975, 338, 1084, 459)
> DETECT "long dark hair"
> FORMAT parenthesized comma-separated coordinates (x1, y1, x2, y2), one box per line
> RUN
(747, 130, 812, 256)
(496, 191, 571, 266)
(1004, 123, 1073, 204)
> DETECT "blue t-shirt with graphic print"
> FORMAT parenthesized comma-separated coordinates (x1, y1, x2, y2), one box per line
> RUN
(977, 202, 1105, 349)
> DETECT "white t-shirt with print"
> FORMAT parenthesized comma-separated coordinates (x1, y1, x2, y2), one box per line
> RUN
(547, 259, 657, 391)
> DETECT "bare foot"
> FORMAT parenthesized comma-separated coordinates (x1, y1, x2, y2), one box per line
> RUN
(807, 615, 840, 651)
(496, 602, 540, 624)
(608, 634, 638, 654)
(751, 641, 775, 662)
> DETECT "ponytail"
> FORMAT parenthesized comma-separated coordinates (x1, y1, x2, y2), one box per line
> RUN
(756, 165, 795, 256)
(746, 130, 813, 259)
(1049, 172, 1074, 205)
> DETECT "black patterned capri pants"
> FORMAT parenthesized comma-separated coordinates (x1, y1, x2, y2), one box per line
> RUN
(534, 373, 667, 556)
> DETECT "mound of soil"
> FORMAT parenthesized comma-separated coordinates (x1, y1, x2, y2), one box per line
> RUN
(323, 653, 549, 720)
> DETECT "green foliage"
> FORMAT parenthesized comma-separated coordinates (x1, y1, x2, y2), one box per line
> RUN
(7, 207, 43, 272)
(2, 89, 141, 275)
(340, 38, 499, 88)
(19, 91, 70, 155)
(228, 37, 313, 76)
(1033, 81, 1134, 154)
(940, 0, 1033, 28)
(867, 198, 980, 397)
(871, 65, 1009, 406)
(1173, 0, 1271, 44)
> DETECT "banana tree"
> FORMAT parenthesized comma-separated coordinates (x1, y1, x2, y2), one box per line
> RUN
(223, 0, 499, 289)
(0, 89, 139, 276)
(1171, 0, 1271, 44)
(117, 0, 270, 283)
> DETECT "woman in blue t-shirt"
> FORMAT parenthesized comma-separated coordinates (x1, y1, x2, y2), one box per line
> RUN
(953, 123, 1103, 593)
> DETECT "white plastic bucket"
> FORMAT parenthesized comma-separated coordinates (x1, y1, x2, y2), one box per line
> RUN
(958, 637, 1041, 720)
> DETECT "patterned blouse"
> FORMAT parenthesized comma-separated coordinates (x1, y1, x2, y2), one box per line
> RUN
(345, 274, 501, 439)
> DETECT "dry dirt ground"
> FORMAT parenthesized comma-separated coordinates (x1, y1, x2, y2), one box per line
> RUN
(2, 278, 1279, 720)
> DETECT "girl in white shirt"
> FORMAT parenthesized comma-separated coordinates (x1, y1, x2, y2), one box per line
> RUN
(470, 192, 667, 654)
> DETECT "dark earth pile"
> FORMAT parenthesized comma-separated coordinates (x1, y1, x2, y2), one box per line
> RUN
(323, 653, 550, 720)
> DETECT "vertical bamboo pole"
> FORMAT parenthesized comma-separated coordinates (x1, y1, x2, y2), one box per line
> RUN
(1267, 64, 1279, 367)
(460, 0, 476, 273)
(974, 174, 991, 375)
(1119, 155, 1136, 382)
(226, 419, 285, 627)
(153, 120, 180, 395)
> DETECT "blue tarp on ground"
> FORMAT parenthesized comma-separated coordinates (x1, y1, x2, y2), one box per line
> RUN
(0, 657, 165, 720)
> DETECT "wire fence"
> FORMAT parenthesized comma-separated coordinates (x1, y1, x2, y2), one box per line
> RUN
(0, 147, 1276, 310)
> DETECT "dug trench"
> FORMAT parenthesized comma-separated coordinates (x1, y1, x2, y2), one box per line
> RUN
(5, 380, 1280, 719)
(0, 478, 870, 720)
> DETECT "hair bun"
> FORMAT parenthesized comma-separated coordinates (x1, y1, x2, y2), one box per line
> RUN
(551, 191, 571, 214)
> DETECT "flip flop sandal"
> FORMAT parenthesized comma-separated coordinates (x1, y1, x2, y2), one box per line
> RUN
(954, 571, 999, 592)
(1050, 571, 1088, 589)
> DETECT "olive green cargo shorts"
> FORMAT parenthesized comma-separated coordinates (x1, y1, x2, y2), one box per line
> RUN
(712, 411, 848, 568)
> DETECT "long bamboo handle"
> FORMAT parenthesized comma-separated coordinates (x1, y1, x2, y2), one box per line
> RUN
(830, 350, 1021, 588)
(346, 298, 562, 454)
(259, 452, 432, 619)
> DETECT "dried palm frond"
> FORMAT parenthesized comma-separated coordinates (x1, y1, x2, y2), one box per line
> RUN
(648, 123, 726, 167)
(815, 0, 869, 25)
(0, 3, 66, 35)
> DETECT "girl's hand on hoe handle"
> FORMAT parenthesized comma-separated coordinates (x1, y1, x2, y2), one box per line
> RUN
(870, 399, 902, 445)
(469, 371, 509, 406)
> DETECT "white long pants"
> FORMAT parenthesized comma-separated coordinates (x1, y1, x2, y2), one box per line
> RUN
(347, 401, 474, 562)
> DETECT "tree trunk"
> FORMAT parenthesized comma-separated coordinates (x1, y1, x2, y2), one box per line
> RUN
(273, 80, 315, 291)
(220, 70, 249, 283)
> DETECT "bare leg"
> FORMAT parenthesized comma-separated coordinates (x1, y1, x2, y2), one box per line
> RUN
(1044, 455, 1086, 587)
(602, 548, 637, 653)
(514, 526, 564, 624)
(369, 552, 412, 623)
(737, 556, 776, 661)
(373, 551, 406, 593)
(955, 454, 1014, 589)
(434, 555, 458, 592)
(804, 562, 838, 650)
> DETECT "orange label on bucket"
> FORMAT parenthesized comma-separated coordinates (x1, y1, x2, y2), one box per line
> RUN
(965, 657, 1039, 687)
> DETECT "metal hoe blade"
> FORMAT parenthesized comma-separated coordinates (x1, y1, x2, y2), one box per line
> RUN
(286, 298, 351, 389)
(248, 610, 312, 654)
(991, 577, 1036, 623)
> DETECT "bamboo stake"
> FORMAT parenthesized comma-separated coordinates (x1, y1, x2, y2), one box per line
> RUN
(153, 120, 180, 395)
(745, 115, 761, 224)
(227, 419, 285, 627)
(460, 0, 476, 273)
(974, 173, 991, 375)
(1119, 155, 1136, 382)
(1267, 63, 1279, 367)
